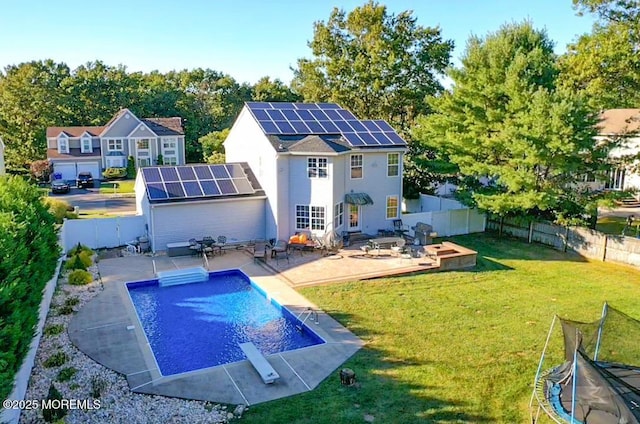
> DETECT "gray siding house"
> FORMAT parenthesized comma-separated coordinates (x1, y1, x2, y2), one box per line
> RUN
(47, 109, 185, 181)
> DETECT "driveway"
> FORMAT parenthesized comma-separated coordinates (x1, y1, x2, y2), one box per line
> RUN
(49, 187, 136, 214)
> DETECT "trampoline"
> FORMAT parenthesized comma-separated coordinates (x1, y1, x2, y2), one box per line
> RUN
(530, 304, 640, 424)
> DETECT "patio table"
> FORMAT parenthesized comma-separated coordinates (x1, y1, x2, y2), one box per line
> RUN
(367, 236, 405, 256)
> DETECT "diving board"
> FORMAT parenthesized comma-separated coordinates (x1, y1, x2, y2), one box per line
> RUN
(239, 342, 280, 384)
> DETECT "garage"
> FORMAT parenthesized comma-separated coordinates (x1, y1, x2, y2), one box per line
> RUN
(135, 163, 267, 252)
(53, 163, 77, 181)
(76, 162, 101, 180)
(53, 161, 101, 182)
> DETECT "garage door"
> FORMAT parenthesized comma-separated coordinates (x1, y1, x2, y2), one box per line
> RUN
(53, 163, 76, 181)
(77, 162, 101, 180)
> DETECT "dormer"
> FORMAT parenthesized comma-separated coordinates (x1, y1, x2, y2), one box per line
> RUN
(57, 133, 69, 154)
(80, 132, 93, 154)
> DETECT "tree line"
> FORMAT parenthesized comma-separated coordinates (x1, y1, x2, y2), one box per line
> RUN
(0, 0, 638, 223)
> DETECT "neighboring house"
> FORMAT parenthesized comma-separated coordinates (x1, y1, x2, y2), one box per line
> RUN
(135, 163, 266, 251)
(0, 137, 5, 175)
(224, 102, 407, 241)
(594, 108, 640, 193)
(46, 108, 185, 181)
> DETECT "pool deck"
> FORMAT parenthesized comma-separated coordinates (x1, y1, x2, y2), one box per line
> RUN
(69, 242, 474, 405)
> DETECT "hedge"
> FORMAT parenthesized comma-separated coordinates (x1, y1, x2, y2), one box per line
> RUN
(0, 176, 60, 401)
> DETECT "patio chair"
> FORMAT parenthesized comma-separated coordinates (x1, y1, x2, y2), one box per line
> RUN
(270, 239, 289, 264)
(390, 238, 407, 257)
(188, 238, 202, 256)
(213, 235, 227, 255)
(252, 242, 267, 263)
(201, 236, 215, 257)
(393, 219, 409, 238)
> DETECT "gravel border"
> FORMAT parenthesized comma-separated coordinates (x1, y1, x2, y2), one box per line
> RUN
(19, 253, 241, 423)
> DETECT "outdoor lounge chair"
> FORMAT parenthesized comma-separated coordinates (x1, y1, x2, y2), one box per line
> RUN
(252, 242, 267, 263)
(270, 240, 289, 264)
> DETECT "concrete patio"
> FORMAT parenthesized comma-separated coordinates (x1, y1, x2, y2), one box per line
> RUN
(68, 241, 475, 406)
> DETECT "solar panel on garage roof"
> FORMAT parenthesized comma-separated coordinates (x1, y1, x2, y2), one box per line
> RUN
(245, 102, 406, 148)
(142, 164, 255, 202)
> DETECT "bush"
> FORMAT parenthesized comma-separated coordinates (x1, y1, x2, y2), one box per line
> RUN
(90, 376, 108, 398)
(43, 352, 68, 368)
(42, 383, 67, 422)
(68, 269, 93, 286)
(65, 255, 87, 271)
(44, 324, 65, 336)
(0, 176, 59, 401)
(44, 198, 72, 224)
(68, 243, 92, 257)
(102, 167, 127, 180)
(56, 367, 77, 382)
(64, 297, 79, 307)
(58, 305, 74, 315)
(126, 156, 136, 179)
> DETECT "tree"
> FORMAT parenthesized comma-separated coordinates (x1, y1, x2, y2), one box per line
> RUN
(415, 22, 606, 220)
(559, 0, 640, 109)
(30, 159, 52, 183)
(253, 77, 301, 102)
(293, 1, 452, 131)
(292, 1, 453, 196)
(199, 128, 229, 158)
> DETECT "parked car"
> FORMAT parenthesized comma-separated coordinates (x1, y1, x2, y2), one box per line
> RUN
(51, 180, 70, 194)
(76, 172, 94, 188)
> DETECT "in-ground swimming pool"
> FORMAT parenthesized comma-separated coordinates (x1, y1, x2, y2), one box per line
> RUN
(126, 269, 325, 376)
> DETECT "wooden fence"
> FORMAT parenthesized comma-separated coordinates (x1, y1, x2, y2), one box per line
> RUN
(487, 216, 640, 268)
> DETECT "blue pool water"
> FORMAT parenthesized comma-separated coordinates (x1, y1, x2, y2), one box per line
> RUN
(126, 270, 324, 376)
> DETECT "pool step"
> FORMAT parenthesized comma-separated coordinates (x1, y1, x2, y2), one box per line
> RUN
(157, 267, 208, 287)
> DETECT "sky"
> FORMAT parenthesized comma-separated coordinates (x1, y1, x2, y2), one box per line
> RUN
(0, 0, 597, 85)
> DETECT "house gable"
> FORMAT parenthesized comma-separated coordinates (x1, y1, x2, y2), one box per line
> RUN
(100, 108, 142, 138)
(128, 122, 158, 138)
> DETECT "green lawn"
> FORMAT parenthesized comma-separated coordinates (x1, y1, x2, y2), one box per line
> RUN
(597, 215, 640, 237)
(99, 180, 135, 194)
(241, 233, 640, 424)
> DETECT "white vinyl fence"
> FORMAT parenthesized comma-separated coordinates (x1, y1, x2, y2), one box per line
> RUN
(402, 194, 486, 237)
(60, 216, 146, 253)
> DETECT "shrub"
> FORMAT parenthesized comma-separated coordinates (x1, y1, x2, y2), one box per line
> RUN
(90, 376, 108, 398)
(44, 198, 72, 224)
(68, 243, 92, 257)
(44, 324, 65, 336)
(56, 367, 78, 382)
(68, 269, 93, 286)
(42, 383, 67, 422)
(0, 176, 59, 401)
(65, 255, 87, 271)
(102, 167, 127, 180)
(43, 352, 68, 368)
(64, 297, 80, 307)
(126, 156, 136, 179)
(57, 304, 74, 315)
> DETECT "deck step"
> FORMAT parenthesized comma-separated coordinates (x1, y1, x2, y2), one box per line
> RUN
(157, 267, 208, 287)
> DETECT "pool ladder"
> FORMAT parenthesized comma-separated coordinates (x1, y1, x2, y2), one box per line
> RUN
(296, 308, 319, 332)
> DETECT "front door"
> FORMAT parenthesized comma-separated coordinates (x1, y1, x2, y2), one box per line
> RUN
(348, 204, 361, 231)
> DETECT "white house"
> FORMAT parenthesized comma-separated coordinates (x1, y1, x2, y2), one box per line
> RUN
(224, 102, 407, 241)
(47, 109, 186, 181)
(0, 137, 5, 175)
(595, 108, 640, 192)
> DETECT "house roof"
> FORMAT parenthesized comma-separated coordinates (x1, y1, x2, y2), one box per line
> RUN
(46, 110, 184, 138)
(140, 163, 264, 204)
(597, 109, 640, 135)
(245, 102, 407, 151)
(47, 147, 102, 159)
(46, 126, 104, 138)
(266, 134, 352, 153)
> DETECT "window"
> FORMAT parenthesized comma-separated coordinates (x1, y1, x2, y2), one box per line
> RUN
(607, 167, 626, 190)
(334, 202, 344, 229)
(296, 205, 309, 230)
(350, 154, 363, 179)
(386, 195, 399, 219)
(58, 136, 68, 154)
(387, 153, 399, 177)
(308, 157, 328, 178)
(81, 136, 92, 153)
(164, 156, 178, 166)
(296, 205, 325, 231)
(162, 137, 176, 150)
(107, 139, 123, 151)
(137, 138, 149, 150)
(138, 158, 151, 167)
(311, 206, 325, 230)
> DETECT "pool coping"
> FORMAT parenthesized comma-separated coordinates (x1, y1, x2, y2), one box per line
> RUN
(68, 252, 363, 406)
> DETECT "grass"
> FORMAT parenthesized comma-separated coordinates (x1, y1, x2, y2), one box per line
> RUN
(597, 215, 640, 237)
(99, 180, 135, 194)
(241, 233, 640, 424)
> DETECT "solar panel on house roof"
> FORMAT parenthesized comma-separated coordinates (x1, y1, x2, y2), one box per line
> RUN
(141, 164, 255, 202)
(245, 102, 406, 148)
